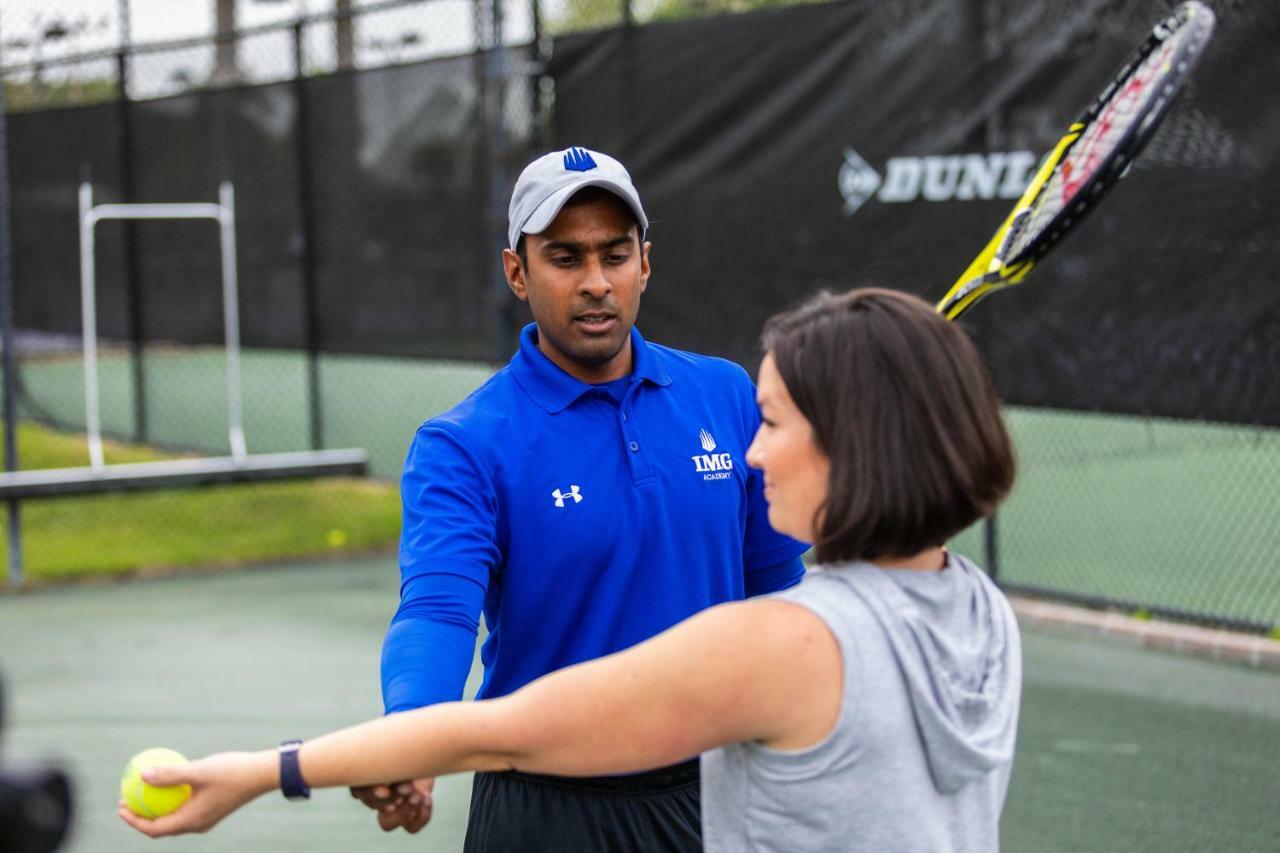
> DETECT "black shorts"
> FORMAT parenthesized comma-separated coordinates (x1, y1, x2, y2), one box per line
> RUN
(463, 759, 702, 853)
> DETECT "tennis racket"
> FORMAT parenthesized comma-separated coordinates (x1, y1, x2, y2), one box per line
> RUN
(936, 0, 1217, 321)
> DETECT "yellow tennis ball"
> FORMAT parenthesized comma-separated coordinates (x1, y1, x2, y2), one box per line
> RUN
(120, 747, 192, 818)
(326, 528, 348, 548)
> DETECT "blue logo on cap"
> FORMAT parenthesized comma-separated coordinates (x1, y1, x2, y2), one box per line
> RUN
(563, 147, 598, 172)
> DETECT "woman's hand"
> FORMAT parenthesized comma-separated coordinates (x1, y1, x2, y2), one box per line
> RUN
(117, 750, 276, 838)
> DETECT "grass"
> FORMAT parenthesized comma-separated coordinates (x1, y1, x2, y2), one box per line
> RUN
(1, 421, 402, 583)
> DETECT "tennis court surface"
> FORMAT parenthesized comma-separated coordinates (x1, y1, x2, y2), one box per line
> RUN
(2, 558, 1277, 852)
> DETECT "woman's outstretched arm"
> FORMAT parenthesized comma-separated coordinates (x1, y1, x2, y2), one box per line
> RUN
(121, 597, 841, 838)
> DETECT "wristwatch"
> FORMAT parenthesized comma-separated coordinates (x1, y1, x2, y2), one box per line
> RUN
(278, 739, 311, 801)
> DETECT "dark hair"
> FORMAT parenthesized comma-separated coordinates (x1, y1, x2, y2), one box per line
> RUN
(515, 187, 642, 268)
(761, 288, 1015, 564)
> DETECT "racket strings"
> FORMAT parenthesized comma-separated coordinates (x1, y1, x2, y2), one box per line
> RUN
(1006, 32, 1187, 261)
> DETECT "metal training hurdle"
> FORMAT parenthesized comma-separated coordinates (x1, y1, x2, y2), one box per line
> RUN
(0, 183, 368, 585)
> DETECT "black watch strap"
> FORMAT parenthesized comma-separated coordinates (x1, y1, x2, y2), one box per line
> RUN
(278, 739, 311, 801)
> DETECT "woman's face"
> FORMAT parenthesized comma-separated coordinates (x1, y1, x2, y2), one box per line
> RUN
(746, 353, 830, 544)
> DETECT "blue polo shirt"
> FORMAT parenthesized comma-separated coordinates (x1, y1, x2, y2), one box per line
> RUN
(382, 324, 807, 713)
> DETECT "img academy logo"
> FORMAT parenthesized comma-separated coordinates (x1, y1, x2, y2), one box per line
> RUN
(838, 147, 1039, 215)
(692, 429, 734, 481)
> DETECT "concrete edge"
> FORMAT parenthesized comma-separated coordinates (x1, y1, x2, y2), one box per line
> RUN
(1008, 595, 1280, 671)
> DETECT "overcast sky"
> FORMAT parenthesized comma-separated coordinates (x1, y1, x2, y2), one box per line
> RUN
(1, 1, 536, 68)
(4, 0, 325, 53)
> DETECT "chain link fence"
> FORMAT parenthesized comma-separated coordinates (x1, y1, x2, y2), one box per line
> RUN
(1, 0, 541, 581)
(949, 409, 1280, 635)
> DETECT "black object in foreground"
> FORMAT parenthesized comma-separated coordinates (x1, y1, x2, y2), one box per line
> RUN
(0, 674, 74, 853)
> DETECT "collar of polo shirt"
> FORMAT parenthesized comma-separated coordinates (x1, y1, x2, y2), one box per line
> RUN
(509, 324, 672, 414)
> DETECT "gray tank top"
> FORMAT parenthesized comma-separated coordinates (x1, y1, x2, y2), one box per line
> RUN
(700, 554, 1022, 852)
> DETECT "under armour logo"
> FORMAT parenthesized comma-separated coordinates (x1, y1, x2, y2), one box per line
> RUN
(699, 429, 717, 452)
(552, 485, 583, 507)
(563, 147, 598, 172)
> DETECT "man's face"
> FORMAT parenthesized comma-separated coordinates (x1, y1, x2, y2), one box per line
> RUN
(503, 194, 651, 382)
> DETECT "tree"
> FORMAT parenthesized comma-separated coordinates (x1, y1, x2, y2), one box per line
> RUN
(3, 77, 118, 111)
(212, 0, 241, 84)
(214, 1, 356, 76)
(336, 0, 355, 70)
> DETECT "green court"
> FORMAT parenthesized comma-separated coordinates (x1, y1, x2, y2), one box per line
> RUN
(2, 558, 1277, 852)
(16, 348, 1280, 629)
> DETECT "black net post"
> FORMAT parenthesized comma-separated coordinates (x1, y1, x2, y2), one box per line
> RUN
(292, 20, 323, 451)
(481, 0, 513, 362)
(984, 514, 999, 581)
(116, 48, 148, 444)
(0, 21, 20, 586)
(530, 0, 547, 150)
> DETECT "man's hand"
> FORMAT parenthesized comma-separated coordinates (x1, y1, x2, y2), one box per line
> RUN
(350, 777, 435, 833)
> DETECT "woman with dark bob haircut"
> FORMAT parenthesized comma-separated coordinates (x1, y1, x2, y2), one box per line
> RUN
(123, 288, 1021, 852)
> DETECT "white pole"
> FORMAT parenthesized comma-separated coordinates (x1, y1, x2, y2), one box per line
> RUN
(219, 182, 247, 463)
(79, 185, 246, 467)
(79, 183, 105, 471)
(88, 203, 222, 220)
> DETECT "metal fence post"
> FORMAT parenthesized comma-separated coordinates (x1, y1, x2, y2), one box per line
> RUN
(530, 0, 546, 150)
(481, 0, 513, 362)
(0, 43, 22, 586)
(292, 21, 323, 451)
(116, 48, 148, 445)
(985, 513, 1000, 581)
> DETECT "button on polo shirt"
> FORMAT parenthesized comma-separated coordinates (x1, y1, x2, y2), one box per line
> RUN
(396, 323, 807, 702)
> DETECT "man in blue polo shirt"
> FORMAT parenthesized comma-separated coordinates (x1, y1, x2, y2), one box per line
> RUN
(355, 147, 807, 851)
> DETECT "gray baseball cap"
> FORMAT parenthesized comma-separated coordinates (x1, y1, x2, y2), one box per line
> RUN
(507, 146, 649, 251)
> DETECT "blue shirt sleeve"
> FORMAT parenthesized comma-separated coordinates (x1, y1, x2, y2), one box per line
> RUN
(380, 424, 500, 714)
(381, 573, 485, 712)
(745, 555, 807, 597)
